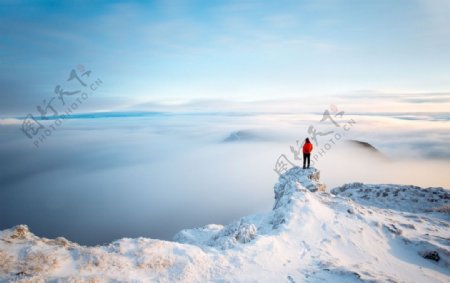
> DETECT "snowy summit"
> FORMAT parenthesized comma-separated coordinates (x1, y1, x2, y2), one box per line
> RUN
(0, 167, 449, 282)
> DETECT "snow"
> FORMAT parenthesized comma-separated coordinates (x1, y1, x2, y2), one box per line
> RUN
(331, 182, 450, 213)
(1, 167, 449, 282)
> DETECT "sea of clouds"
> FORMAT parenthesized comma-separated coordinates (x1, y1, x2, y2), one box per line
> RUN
(0, 95, 449, 245)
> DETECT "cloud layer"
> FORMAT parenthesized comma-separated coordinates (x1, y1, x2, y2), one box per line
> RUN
(1, 110, 449, 245)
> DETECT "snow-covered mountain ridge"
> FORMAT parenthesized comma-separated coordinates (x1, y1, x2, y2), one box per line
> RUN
(1, 167, 449, 282)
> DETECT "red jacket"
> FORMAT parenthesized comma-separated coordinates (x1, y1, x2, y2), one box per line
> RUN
(303, 142, 313, 154)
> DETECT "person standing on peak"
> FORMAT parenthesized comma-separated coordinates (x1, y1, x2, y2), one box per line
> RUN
(302, 138, 313, 169)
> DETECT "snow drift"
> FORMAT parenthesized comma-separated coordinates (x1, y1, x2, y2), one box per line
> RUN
(0, 167, 449, 282)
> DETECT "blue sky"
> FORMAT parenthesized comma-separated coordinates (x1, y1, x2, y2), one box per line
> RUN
(1, 0, 450, 115)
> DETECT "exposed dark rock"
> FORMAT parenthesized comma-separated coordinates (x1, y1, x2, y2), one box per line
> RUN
(422, 251, 440, 262)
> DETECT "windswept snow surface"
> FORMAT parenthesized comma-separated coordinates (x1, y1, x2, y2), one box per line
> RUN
(1, 167, 449, 282)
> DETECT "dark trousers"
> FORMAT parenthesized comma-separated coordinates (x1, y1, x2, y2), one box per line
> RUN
(303, 153, 310, 168)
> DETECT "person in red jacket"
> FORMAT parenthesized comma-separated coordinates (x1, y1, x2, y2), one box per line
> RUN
(302, 138, 313, 169)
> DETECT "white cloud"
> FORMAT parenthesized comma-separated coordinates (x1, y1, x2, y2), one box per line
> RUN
(0, 118, 22, 125)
